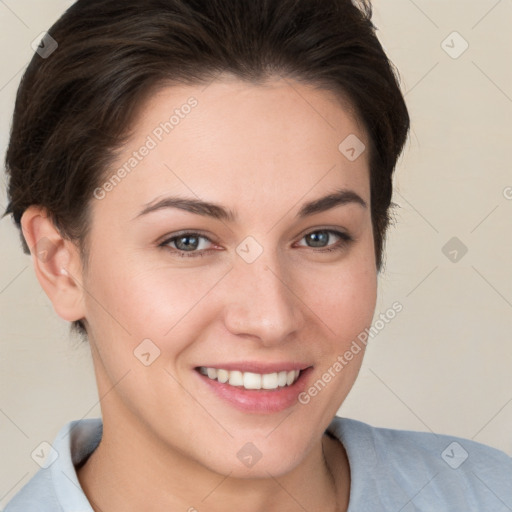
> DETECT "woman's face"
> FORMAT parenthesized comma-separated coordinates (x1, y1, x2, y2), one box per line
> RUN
(80, 75, 377, 477)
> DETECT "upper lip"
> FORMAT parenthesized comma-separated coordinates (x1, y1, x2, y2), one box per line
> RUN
(196, 362, 312, 373)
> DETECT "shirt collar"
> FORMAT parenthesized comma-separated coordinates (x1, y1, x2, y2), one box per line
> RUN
(50, 417, 102, 512)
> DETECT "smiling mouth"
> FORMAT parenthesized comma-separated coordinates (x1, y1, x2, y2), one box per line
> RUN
(196, 367, 302, 390)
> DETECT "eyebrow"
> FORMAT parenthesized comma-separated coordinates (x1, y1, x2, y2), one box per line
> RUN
(134, 188, 367, 222)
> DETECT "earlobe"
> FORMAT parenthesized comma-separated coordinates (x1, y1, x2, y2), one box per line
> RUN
(20, 206, 86, 323)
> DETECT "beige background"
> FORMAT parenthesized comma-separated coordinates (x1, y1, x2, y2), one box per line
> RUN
(1, 0, 511, 505)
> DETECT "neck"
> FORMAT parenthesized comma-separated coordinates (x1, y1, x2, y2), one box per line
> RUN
(77, 409, 350, 512)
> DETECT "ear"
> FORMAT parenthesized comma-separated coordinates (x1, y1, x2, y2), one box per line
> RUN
(20, 206, 86, 324)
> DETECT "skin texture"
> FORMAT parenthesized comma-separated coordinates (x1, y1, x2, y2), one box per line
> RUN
(21, 75, 378, 511)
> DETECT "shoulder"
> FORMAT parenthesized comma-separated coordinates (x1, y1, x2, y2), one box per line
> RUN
(3, 469, 60, 512)
(327, 416, 512, 511)
(332, 415, 512, 467)
(3, 418, 102, 512)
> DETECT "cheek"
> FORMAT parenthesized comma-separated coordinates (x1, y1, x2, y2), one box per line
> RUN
(82, 252, 226, 362)
(329, 265, 377, 336)
(301, 238, 377, 388)
(309, 269, 377, 388)
(85, 246, 190, 327)
(299, 239, 377, 341)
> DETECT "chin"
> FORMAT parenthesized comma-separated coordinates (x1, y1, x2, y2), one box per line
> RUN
(210, 453, 304, 480)
(193, 431, 312, 479)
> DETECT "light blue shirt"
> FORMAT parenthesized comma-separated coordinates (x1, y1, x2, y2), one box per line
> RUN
(4, 416, 512, 511)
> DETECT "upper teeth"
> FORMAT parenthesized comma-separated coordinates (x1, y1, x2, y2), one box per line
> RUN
(199, 367, 301, 390)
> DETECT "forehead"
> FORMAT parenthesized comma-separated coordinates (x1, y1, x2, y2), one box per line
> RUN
(95, 76, 370, 222)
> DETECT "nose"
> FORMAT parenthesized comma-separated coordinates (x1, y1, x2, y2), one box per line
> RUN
(222, 251, 304, 347)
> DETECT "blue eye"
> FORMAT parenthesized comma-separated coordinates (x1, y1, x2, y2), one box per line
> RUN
(159, 229, 353, 258)
(160, 232, 214, 257)
(297, 229, 353, 253)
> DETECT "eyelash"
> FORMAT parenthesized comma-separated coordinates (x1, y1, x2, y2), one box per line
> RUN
(158, 229, 354, 258)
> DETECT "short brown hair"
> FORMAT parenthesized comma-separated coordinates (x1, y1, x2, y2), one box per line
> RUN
(3, 0, 410, 336)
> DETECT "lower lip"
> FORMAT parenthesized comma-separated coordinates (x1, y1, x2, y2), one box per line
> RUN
(196, 367, 313, 414)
